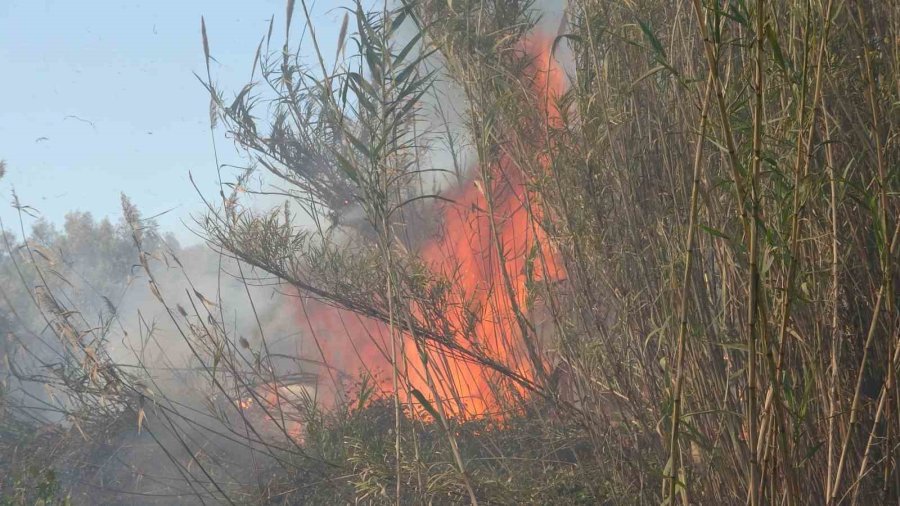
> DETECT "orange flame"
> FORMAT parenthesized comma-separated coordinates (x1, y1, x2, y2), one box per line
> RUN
(405, 37, 566, 418)
(238, 383, 307, 443)
(291, 36, 567, 420)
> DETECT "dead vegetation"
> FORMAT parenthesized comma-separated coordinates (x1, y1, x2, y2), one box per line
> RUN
(1, 0, 899, 504)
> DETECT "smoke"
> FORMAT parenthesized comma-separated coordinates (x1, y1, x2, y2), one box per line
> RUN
(0, 3, 574, 503)
(0, 208, 334, 502)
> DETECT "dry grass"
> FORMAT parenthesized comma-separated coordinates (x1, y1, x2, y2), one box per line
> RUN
(1, 0, 898, 504)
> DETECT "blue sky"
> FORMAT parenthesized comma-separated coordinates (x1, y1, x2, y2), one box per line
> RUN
(0, 0, 344, 244)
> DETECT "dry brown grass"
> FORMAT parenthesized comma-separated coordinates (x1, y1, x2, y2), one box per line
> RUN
(2, 0, 898, 504)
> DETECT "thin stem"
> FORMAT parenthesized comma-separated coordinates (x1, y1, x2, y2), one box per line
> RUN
(666, 71, 713, 505)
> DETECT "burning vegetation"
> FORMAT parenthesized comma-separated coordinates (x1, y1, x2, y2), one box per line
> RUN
(2, 0, 900, 504)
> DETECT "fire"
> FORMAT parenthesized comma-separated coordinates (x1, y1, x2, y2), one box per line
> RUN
(237, 382, 308, 443)
(405, 37, 566, 418)
(290, 37, 567, 420)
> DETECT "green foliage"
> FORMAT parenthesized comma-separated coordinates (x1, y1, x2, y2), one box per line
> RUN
(2, 0, 898, 504)
(0, 466, 69, 506)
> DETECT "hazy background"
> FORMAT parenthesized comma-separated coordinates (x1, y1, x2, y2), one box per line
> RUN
(0, 0, 344, 244)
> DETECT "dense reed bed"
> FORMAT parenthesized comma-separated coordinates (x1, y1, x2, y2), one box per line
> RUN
(1, 0, 897, 504)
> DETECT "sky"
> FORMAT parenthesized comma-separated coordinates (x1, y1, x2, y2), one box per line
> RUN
(0, 0, 344, 244)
